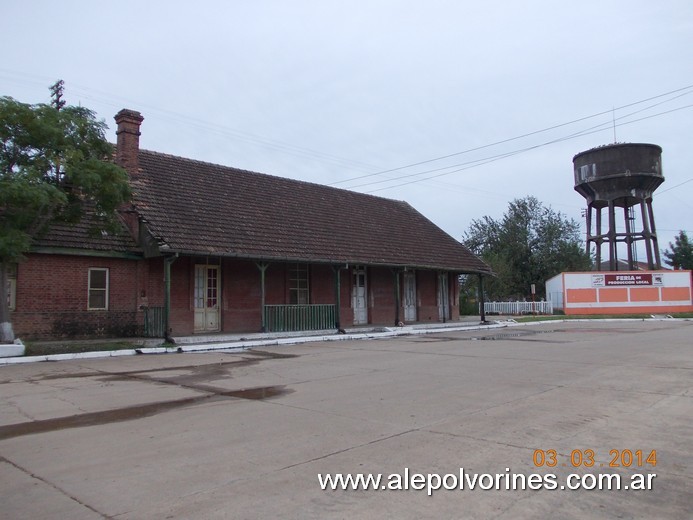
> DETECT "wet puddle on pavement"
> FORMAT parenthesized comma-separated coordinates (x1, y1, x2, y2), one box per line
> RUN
(0, 351, 297, 440)
(221, 386, 290, 400)
(0, 385, 292, 440)
(407, 329, 559, 343)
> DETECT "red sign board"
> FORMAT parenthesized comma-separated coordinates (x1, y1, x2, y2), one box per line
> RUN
(604, 274, 653, 286)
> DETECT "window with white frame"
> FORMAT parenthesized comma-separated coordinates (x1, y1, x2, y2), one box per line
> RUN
(6, 264, 17, 311)
(289, 264, 309, 304)
(88, 268, 109, 310)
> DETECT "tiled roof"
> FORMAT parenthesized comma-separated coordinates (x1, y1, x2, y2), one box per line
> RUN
(132, 150, 492, 273)
(33, 209, 140, 254)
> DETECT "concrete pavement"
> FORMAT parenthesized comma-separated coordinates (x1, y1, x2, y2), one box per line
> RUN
(0, 320, 691, 519)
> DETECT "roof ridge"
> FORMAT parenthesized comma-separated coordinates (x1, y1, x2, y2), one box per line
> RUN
(137, 148, 410, 206)
(131, 148, 491, 273)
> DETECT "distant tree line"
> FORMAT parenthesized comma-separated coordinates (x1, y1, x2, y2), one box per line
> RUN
(460, 196, 692, 310)
(461, 196, 592, 304)
(662, 231, 693, 270)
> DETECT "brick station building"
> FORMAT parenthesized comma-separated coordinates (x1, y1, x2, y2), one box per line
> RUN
(9, 110, 491, 340)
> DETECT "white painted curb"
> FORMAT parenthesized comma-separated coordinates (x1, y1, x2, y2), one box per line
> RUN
(0, 317, 687, 365)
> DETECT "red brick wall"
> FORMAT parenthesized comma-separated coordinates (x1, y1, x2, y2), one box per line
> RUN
(12, 254, 142, 340)
(144, 257, 165, 307)
(164, 259, 455, 334)
(417, 270, 440, 323)
(369, 266, 397, 325)
(166, 258, 265, 335)
(338, 267, 353, 326)
(266, 263, 287, 305)
(168, 257, 194, 335)
(14, 253, 463, 339)
(310, 265, 333, 304)
(222, 259, 263, 332)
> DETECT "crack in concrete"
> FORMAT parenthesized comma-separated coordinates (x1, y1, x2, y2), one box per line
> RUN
(278, 428, 419, 471)
(267, 386, 567, 476)
(0, 455, 112, 519)
(52, 395, 90, 414)
(5, 399, 36, 421)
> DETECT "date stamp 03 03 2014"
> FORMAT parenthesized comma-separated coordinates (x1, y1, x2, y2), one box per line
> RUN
(532, 449, 657, 469)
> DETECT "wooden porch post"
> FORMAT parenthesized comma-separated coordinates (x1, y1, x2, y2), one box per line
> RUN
(448, 271, 454, 322)
(163, 254, 179, 342)
(478, 274, 487, 324)
(393, 269, 401, 326)
(257, 262, 269, 332)
(333, 266, 341, 330)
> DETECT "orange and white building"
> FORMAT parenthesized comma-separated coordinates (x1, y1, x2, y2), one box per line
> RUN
(546, 271, 693, 315)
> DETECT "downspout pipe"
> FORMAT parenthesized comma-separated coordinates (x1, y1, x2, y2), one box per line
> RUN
(164, 253, 179, 343)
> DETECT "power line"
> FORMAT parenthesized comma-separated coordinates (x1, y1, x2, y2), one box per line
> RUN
(658, 178, 693, 195)
(355, 98, 693, 191)
(357, 103, 693, 193)
(3, 69, 692, 195)
(67, 85, 384, 173)
(329, 83, 693, 187)
(0, 69, 385, 174)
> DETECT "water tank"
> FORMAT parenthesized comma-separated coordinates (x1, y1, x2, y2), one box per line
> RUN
(572, 143, 664, 271)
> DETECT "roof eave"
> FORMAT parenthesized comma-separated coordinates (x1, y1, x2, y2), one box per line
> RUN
(30, 246, 143, 260)
(151, 246, 491, 273)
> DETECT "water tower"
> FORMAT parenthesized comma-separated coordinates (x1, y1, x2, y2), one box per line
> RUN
(573, 143, 664, 271)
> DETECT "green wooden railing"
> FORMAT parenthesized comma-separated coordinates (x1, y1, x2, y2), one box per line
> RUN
(264, 304, 336, 332)
(143, 306, 166, 337)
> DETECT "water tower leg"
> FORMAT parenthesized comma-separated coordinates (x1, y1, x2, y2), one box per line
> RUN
(623, 206, 634, 270)
(595, 206, 602, 269)
(647, 199, 662, 269)
(640, 199, 655, 270)
(608, 201, 617, 271)
(585, 205, 592, 256)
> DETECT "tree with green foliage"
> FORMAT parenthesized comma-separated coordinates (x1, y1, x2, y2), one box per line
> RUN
(662, 230, 693, 270)
(0, 82, 130, 342)
(462, 196, 592, 301)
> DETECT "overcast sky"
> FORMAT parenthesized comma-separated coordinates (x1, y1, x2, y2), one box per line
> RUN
(2, 0, 692, 262)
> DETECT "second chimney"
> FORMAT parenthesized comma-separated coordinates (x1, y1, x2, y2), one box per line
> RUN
(114, 109, 144, 178)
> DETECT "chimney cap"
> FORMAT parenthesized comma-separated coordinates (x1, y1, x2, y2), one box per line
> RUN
(115, 109, 144, 124)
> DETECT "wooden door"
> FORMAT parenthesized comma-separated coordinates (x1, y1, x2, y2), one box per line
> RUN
(437, 272, 451, 321)
(352, 267, 368, 325)
(194, 265, 220, 332)
(403, 271, 417, 322)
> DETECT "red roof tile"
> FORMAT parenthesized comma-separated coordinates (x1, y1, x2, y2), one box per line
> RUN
(33, 209, 139, 254)
(132, 150, 491, 273)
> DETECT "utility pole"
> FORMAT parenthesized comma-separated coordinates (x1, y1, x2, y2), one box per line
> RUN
(48, 80, 66, 184)
(50, 80, 66, 111)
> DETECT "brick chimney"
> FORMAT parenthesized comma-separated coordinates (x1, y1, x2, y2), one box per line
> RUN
(114, 109, 144, 178)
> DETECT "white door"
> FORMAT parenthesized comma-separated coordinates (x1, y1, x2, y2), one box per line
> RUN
(352, 267, 367, 325)
(194, 265, 220, 332)
(403, 271, 417, 322)
(438, 272, 451, 321)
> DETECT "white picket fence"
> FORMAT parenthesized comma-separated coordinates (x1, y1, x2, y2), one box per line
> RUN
(482, 301, 553, 315)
